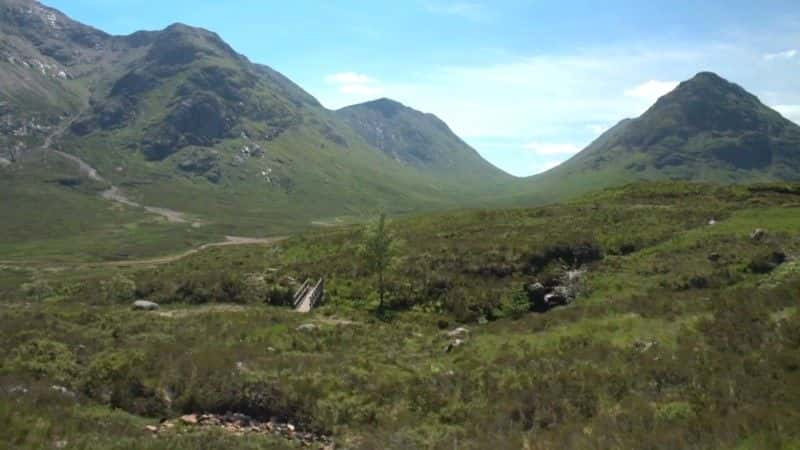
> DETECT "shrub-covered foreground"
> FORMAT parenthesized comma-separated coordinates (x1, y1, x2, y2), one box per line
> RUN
(2, 182, 800, 449)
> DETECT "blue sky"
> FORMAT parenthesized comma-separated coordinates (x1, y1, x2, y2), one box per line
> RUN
(47, 0, 800, 176)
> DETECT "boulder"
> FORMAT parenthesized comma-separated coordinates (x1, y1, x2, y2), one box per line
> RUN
(543, 291, 568, 307)
(748, 251, 787, 274)
(566, 269, 585, 283)
(50, 385, 76, 398)
(633, 340, 658, 353)
(296, 323, 317, 332)
(750, 228, 767, 241)
(525, 282, 547, 302)
(132, 300, 159, 311)
(445, 338, 465, 353)
(181, 414, 199, 425)
(446, 327, 470, 338)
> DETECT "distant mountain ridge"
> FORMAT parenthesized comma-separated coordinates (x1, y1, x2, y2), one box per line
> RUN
(520, 72, 800, 200)
(3, 0, 800, 244)
(337, 98, 508, 179)
(0, 0, 513, 238)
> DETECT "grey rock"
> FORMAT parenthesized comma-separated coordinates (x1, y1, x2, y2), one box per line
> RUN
(132, 300, 159, 311)
(7, 385, 28, 395)
(750, 228, 767, 241)
(50, 385, 76, 398)
(446, 326, 470, 338)
(633, 340, 658, 353)
(544, 286, 572, 306)
(445, 338, 465, 353)
(566, 269, 585, 283)
(525, 282, 547, 301)
(296, 323, 317, 332)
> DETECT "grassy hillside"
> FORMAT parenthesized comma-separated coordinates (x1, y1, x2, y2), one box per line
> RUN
(2, 182, 799, 448)
(511, 72, 800, 204)
(0, 153, 221, 262)
(337, 98, 509, 184)
(0, 0, 517, 258)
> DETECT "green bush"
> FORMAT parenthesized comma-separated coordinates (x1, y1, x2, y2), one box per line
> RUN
(497, 290, 531, 319)
(83, 350, 165, 416)
(8, 339, 79, 385)
(655, 401, 696, 422)
(103, 274, 137, 303)
(20, 279, 54, 301)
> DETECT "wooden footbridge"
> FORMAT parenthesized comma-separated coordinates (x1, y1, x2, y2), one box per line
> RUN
(293, 278, 324, 313)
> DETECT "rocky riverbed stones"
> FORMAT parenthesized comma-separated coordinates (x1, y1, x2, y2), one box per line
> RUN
(145, 412, 334, 449)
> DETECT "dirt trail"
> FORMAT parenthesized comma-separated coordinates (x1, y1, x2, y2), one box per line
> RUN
(40, 117, 192, 224)
(0, 236, 287, 270)
(52, 150, 103, 182)
(84, 236, 287, 268)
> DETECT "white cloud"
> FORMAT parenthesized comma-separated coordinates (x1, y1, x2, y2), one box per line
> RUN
(315, 39, 799, 176)
(524, 141, 581, 156)
(624, 80, 679, 101)
(325, 72, 374, 84)
(325, 72, 384, 97)
(774, 104, 800, 124)
(764, 49, 797, 60)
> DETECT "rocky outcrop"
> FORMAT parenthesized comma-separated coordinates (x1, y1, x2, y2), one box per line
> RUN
(146, 412, 334, 449)
(527, 269, 586, 313)
(177, 148, 221, 182)
(132, 300, 159, 311)
(750, 228, 767, 241)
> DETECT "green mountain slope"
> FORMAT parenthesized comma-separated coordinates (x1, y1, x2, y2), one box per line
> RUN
(0, 0, 514, 259)
(518, 72, 800, 200)
(337, 98, 509, 183)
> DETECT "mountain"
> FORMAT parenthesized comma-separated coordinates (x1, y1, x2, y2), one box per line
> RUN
(0, 0, 513, 257)
(522, 72, 800, 199)
(337, 98, 508, 181)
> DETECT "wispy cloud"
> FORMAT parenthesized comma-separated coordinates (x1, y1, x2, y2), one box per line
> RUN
(764, 49, 797, 60)
(624, 80, 679, 101)
(524, 141, 581, 156)
(325, 72, 384, 96)
(317, 39, 799, 176)
(425, 2, 487, 21)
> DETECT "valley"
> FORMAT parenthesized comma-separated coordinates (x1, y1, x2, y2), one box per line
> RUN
(2, 182, 799, 449)
(1, 0, 800, 449)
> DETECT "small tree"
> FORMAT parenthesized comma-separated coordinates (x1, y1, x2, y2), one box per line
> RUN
(360, 213, 398, 311)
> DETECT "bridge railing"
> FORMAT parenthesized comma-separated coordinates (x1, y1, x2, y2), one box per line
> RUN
(293, 279, 311, 309)
(292, 278, 325, 311)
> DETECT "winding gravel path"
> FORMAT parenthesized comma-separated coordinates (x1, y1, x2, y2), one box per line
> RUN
(40, 116, 192, 224)
(0, 236, 287, 269)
